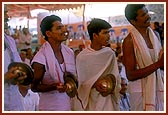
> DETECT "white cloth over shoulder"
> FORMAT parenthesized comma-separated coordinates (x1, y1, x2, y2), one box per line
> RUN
(74, 47, 121, 111)
(129, 26, 164, 111)
(31, 41, 76, 111)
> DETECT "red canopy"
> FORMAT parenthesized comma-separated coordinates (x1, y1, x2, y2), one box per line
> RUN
(6, 4, 84, 18)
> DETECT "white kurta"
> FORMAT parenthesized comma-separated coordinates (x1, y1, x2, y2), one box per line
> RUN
(19, 89, 39, 111)
(73, 47, 121, 111)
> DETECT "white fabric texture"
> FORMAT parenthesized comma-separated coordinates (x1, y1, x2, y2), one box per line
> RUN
(74, 47, 121, 111)
(129, 26, 164, 111)
(19, 89, 40, 111)
(31, 41, 76, 111)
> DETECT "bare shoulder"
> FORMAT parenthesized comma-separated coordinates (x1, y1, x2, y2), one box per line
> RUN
(122, 33, 135, 65)
(122, 33, 133, 48)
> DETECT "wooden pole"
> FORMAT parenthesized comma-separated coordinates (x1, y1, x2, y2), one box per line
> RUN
(82, 4, 85, 28)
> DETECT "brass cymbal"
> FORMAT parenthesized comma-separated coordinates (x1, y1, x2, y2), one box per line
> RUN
(95, 74, 116, 97)
(8, 62, 34, 85)
(63, 72, 78, 98)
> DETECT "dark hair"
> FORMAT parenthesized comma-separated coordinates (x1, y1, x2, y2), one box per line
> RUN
(87, 18, 112, 41)
(40, 15, 61, 41)
(154, 22, 160, 26)
(125, 4, 145, 23)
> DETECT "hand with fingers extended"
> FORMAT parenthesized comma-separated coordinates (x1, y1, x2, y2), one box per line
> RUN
(4, 67, 27, 85)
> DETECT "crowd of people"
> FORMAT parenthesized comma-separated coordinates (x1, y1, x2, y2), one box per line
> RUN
(5, 25, 33, 51)
(3, 4, 164, 112)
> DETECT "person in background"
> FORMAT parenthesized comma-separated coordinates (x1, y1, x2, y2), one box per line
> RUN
(123, 4, 164, 111)
(4, 4, 27, 111)
(26, 48, 34, 61)
(17, 83, 39, 111)
(153, 22, 162, 38)
(31, 15, 77, 111)
(153, 22, 162, 46)
(8, 26, 14, 36)
(12, 27, 20, 46)
(73, 18, 121, 111)
(19, 49, 31, 66)
(19, 28, 32, 50)
(117, 54, 127, 80)
(119, 77, 131, 111)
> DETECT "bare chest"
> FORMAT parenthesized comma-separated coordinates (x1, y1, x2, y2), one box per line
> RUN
(142, 35, 153, 49)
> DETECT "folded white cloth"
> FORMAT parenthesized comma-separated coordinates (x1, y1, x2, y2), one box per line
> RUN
(32, 41, 76, 83)
(74, 47, 121, 111)
(31, 41, 76, 110)
(130, 26, 164, 111)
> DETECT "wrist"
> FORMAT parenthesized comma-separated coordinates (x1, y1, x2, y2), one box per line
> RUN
(51, 83, 57, 90)
(154, 61, 160, 69)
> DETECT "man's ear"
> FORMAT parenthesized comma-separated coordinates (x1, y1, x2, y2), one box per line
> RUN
(93, 33, 98, 40)
(46, 31, 51, 38)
